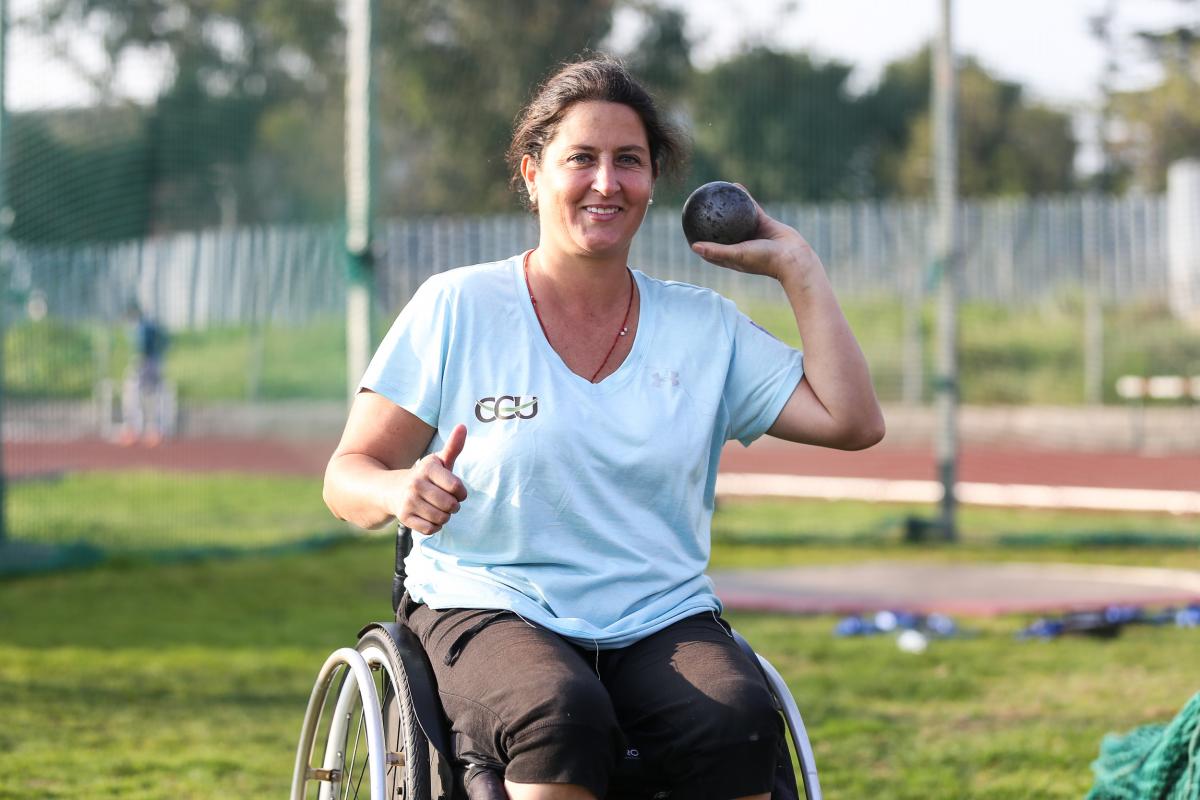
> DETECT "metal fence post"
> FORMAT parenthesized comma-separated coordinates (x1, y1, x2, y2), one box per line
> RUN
(1082, 194, 1105, 405)
(0, 0, 8, 545)
(932, 0, 960, 541)
(345, 0, 376, 402)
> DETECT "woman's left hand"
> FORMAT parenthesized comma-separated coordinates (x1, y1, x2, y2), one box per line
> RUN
(688, 188, 823, 288)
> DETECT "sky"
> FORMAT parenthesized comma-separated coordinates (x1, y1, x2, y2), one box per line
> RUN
(656, 0, 1195, 107)
(6, 0, 1197, 111)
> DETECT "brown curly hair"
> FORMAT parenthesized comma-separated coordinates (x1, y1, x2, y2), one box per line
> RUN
(506, 53, 688, 212)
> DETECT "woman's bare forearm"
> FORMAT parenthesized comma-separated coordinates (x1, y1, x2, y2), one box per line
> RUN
(323, 453, 408, 529)
(776, 251, 884, 448)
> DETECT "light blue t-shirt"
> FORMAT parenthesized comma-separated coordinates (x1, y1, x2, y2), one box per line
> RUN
(361, 252, 804, 648)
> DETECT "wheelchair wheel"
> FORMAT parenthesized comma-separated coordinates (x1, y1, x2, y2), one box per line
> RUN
(291, 634, 431, 800)
(756, 654, 823, 800)
(357, 627, 432, 799)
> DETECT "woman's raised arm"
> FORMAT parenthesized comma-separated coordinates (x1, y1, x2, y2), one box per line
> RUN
(690, 197, 885, 451)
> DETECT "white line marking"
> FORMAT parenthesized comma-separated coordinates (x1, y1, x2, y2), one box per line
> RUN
(716, 473, 1200, 514)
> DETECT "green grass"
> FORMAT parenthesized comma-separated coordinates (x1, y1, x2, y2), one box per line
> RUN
(2, 535, 1198, 798)
(744, 296, 1200, 405)
(3, 318, 97, 399)
(162, 320, 348, 401)
(713, 498, 1200, 557)
(9, 298, 1200, 404)
(2, 474, 1200, 797)
(735, 612, 1198, 798)
(5, 317, 350, 402)
(10, 472, 1198, 560)
(9, 472, 339, 553)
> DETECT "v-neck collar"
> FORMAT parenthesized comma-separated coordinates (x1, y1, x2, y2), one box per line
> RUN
(513, 251, 651, 394)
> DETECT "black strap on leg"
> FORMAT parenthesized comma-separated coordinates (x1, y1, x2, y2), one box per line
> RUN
(392, 524, 413, 615)
(463, 765, 507, 800)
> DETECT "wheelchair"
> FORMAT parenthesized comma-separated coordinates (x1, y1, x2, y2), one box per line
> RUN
(291, 526, 823, 800)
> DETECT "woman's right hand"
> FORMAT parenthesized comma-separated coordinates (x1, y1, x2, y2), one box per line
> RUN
(392, 423, 468, 535)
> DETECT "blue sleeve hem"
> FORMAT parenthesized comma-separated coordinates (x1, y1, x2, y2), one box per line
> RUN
(358, 380, 440, 430)
(734, 355, 805, 447)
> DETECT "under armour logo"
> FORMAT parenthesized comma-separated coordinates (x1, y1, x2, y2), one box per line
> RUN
(651, 370, 679, 388)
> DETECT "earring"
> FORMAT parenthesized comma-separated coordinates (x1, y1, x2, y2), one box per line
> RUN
(648, 198, 655, 206)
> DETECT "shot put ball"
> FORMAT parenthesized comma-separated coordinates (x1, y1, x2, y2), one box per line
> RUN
(681, 181, 759, 246)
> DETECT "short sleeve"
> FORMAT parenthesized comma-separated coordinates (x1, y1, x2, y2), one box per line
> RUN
(357, 276, 453, 428)
(722, 305, 805, 446)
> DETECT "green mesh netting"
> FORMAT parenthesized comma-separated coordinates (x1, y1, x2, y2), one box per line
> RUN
(1086, 691, 1200, 800)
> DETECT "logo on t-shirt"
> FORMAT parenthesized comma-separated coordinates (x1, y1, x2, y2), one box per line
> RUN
(474, 395, 539, 422)
(651, 370, 680, 388)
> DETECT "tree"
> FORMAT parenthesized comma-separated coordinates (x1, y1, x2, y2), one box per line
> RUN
(15, 0, 345, 232)
(14, 0, 627, 226)
(7, 108, 152, 242)
(373, 0, 619, 215)
(687, 47, 872, 203)
(1108, 23, 1200, 191)
(862, 48, 932, 197)
(620, 2, 694, 101)
(17, 0, 341, 104)
(874, 48, 1077, 197)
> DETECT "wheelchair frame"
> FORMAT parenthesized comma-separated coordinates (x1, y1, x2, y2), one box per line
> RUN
(291, 526, 823, 800)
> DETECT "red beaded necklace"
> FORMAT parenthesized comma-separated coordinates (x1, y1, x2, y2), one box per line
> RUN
(524, 252, 634, 383)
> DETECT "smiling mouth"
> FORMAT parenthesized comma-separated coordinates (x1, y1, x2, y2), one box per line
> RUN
(585, 206, 620, 216)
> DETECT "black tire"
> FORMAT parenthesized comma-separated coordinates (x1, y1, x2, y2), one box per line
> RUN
(355, 627, 432, 800)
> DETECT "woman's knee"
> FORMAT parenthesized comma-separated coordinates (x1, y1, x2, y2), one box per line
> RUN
(502, 671, 622, 798)
(692, 672, 781, 754)
(507, 667, 619, 737)
(663, 680, 782, 799)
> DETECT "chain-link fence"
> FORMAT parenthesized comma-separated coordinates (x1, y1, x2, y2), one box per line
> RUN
(3, 0, 1200, 573)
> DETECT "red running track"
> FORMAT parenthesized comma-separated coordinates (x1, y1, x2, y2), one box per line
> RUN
(7, 435, 1200, 492)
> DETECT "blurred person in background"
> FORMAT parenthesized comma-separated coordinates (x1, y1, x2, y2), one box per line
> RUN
(324, 54, 883, 800)
(118, 301, 170, 447)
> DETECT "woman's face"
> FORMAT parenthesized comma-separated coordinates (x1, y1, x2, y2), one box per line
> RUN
(522, 101, 654, 262)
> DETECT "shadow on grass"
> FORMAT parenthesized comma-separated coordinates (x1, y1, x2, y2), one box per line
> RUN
(995, 531, 1200, 549)
(0, 530, 352, 580)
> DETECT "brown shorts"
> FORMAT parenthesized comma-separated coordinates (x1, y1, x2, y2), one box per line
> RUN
(399, 596, 782, 799)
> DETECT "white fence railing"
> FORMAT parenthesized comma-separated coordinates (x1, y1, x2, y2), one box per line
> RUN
(5, 192, 1175, 330)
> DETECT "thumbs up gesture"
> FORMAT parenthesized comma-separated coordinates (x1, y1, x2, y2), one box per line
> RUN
(396, 423, 468, 535)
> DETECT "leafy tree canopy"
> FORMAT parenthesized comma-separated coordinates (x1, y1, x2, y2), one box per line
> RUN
(1109, 20, 1200, 190)
(870, 48, 1076, 198)
(9, 0, 1088, 240)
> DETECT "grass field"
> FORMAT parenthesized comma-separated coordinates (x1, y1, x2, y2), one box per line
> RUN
(10, 472, 1200, 557)
(2, 474, 1199, 798)
(8, 296, 1200, 404)
(9, 472, 339, 553)
(746, 296, 1200, 406)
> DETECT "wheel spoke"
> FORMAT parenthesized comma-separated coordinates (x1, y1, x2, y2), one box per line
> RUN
(344, 706, 366, 800)
(348, 725, 372, 800)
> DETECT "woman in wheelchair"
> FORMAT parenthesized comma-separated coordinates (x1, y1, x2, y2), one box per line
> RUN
(322, 54, 883, 800)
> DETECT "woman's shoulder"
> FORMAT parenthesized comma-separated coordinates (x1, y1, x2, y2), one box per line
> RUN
(422, 255, 521, 294)
(636, 271, 736, 316)
(417, 256, 520, 303)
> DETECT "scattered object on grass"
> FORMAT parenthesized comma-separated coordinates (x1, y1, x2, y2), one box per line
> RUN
(834, 611, 959, 640)
(834, 615, 878, 637)
(896, 629, 929, 654)
(1018, 604, 1200, 640)
(1019, 610, 1125, 639)
(1085, 690, 1200, 800)
(1176, 605, 1200, 628)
